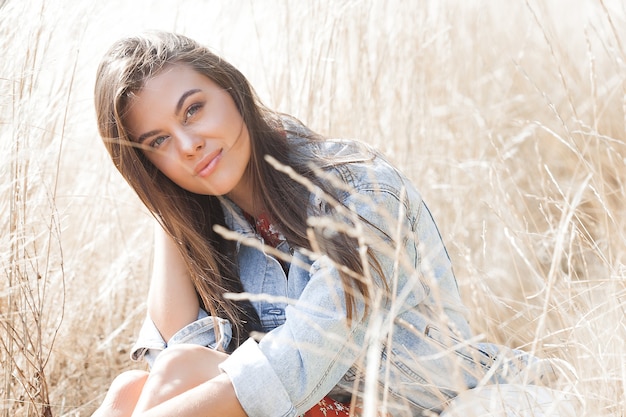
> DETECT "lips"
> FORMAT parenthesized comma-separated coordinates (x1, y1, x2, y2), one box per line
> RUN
(194, 148, 223, 177)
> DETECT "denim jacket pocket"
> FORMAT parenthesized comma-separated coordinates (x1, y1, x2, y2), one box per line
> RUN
(130, 308, 232, 368)
(424, 324, 495, 373)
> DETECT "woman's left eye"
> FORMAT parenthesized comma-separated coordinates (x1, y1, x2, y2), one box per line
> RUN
(184, 103, 202, 122)
(150, 135, 169, 148)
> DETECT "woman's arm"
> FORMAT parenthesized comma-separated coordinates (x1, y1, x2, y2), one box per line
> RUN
(133, 374, 246, 417)
(147, 222, 200, 342)
(218, 181, 431, 416)
(134, 373, 245, 417)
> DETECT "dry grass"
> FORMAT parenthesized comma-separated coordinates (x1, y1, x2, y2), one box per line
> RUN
(1, 0, 625, 415)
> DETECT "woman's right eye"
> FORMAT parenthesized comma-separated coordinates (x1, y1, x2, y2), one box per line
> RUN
(150, 136, 168, 148)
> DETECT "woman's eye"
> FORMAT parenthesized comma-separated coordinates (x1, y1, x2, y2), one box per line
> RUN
(150, 136, 168, 148)
(185, 103, 202, 122)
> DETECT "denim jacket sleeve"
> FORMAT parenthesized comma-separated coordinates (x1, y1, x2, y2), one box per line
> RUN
(219, 156, 439, 417)
(130, 308, 232, 368)
(219, 254, 369, 417)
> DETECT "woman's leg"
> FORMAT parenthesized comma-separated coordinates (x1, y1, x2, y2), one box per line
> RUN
(92, 370, 149, 417)
(440, 384, 580, 417)
(132, 344, 229, 413)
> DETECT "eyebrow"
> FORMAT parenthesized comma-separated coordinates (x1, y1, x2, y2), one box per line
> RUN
(136, 89, 202, 143)
(175, 88, 201, 115)
(137, 129, 162, 144)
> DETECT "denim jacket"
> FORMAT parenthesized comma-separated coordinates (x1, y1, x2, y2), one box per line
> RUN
(131, 136, 550, 416)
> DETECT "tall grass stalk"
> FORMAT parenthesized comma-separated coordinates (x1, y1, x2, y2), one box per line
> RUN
(1, 0, 625, 416)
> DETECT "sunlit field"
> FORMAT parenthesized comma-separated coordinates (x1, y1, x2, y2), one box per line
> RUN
(1, 0, 625, 415)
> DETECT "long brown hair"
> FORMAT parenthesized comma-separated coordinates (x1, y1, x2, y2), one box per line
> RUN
(94, 31, 383, 346)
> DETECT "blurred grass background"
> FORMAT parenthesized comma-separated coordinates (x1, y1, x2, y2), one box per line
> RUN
(1, 0, 625, 415)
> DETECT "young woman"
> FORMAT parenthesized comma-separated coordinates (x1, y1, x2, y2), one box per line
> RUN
(91, 31, 577, 417)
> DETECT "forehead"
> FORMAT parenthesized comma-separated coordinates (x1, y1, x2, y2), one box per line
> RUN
(139, 64, 211, 96)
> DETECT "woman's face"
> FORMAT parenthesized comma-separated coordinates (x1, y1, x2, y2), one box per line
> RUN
(125, 64, 252, 203)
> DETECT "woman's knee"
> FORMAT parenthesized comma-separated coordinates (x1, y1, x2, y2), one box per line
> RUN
(109, 370, 150, 392)
(150, 344, 227, 381)
(440, 384, 581, 417)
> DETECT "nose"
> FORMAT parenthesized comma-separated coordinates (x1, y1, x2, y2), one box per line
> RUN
(178, 132, 204, 158)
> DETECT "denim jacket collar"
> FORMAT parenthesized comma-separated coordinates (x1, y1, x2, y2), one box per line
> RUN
(219, 197, 257, 242)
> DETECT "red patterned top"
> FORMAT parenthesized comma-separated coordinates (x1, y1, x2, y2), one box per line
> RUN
(244, 211, 284, 247)
(304, 396, 352, 417)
